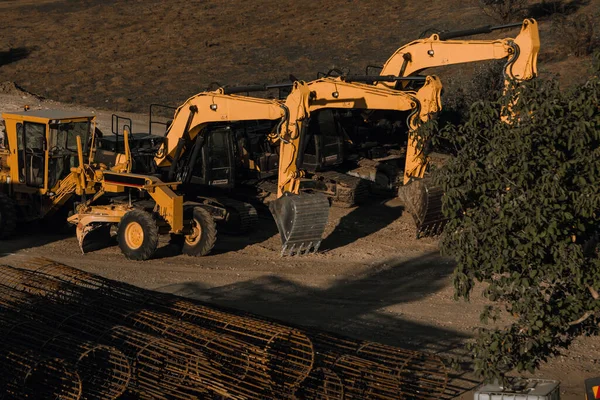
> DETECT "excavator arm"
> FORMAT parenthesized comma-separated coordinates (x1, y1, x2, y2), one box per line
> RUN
(154, 90, 288, 180)
(276, 77, 435, 196)
(378, 18, 539, 88)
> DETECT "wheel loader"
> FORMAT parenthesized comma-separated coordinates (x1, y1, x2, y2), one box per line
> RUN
(0, 109, 220, 260)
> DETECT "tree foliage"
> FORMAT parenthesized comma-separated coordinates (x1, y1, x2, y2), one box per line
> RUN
(420, 54, 600, 382)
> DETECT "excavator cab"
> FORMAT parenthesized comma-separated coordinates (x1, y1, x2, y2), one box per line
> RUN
(186, 125, 236, 189)
(299, 110, 346, 172)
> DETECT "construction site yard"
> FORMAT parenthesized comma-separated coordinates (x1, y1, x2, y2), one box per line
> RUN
(1, 0, 600, 398)
(1, 86, 600, 398)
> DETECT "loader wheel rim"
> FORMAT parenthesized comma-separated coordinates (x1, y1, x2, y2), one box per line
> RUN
(124, 222, 144, 250)
(185, 220, 202, 246)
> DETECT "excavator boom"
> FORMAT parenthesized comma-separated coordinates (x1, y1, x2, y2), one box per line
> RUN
(379, 18, 539, 87)
(373, 19, 540, 237)
(155, 90, 288, 171)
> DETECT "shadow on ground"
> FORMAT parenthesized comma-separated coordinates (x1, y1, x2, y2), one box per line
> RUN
(158, 251, 480, 398)
(0, 221, 72, 257)
(321, 197, 405, 251)
(0, 47, 35, 67)
(527, 0, 590, 19)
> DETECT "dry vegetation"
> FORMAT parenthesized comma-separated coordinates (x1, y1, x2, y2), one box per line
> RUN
(0, 0, 597, 113)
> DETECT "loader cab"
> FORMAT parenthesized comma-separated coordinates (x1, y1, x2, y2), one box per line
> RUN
(1, 110, 94, 194)
(299, 109, 345, 172)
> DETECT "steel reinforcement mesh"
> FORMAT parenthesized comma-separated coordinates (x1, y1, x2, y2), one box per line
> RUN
(0, 258, 449, 399)
(0, 347, 83, 400)
(0, 312, 130, 400)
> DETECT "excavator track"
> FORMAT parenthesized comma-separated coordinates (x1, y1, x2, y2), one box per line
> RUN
(315, 171, 371, 208)
(399, 178, 447, 238)
(346, 158, 403, 196)
(217, 198, 258, 235)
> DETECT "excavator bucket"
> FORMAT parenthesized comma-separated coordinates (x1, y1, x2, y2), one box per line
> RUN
(400, 178, 447, 238)
(269, 192, 330, 256)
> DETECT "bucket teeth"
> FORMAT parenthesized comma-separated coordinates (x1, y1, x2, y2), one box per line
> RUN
(270, 193, 329, 257)
(280, 240, 322, 257)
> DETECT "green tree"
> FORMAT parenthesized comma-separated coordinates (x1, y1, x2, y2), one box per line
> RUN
(426, 55, 600, 382)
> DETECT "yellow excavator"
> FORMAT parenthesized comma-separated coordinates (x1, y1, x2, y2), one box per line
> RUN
(305, 18, 540, 233)
(222, 74, 441, 206)
(269, 76, 442, 254)
(376, 17, 539, 176)
(271, 19, 539, 236)
(0, 109, 222, 260)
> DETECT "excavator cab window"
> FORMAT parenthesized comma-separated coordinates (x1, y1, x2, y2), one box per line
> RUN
(232, 120, 280, 178)
(48, 121, 91, 189)
(17, 122, 46, 188)
(202, 127, 235, 187)
(301, 110, 344, 172)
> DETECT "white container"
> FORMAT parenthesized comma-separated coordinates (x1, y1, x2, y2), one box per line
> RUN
(474, 378, 560, 400)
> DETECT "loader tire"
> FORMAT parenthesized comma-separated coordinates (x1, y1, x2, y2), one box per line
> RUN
(117, 210, 158, 261)
(172, 207, 217, 257)
(0, 193, 17, 239)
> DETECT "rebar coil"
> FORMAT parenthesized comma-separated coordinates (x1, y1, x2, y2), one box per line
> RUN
(0, 348, 82, 400)
(25, 260, 316, 392)
(295, 368, 344, 400)
(0, 314, 131, 400)
(4, 258, 450, 400)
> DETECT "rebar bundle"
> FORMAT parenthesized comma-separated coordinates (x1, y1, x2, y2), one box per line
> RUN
(0, 312, 130, 400)
(0, 347, 82, 400)
(0, 265, 299, 399)
(22, 259, 317, 393)
(295, 368, 344, 400)
(305, 332, 449, 400)
(0, 282, 208, 399)
(0, 258, 450, 400)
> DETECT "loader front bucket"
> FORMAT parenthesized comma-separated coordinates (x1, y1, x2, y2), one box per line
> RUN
(269, 192, 330, 256)
(76, 222, 113, 253)
(399, 178, 447, 238)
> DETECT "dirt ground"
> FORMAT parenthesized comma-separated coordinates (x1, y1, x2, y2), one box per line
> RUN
(1, 0, 600, 398)
(1, 90, 600, 399)
(0, 0, 596, 112)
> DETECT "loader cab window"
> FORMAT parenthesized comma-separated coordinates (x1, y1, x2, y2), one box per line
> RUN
(47, 121, 91, 189)
(17, 122, 46, 188)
